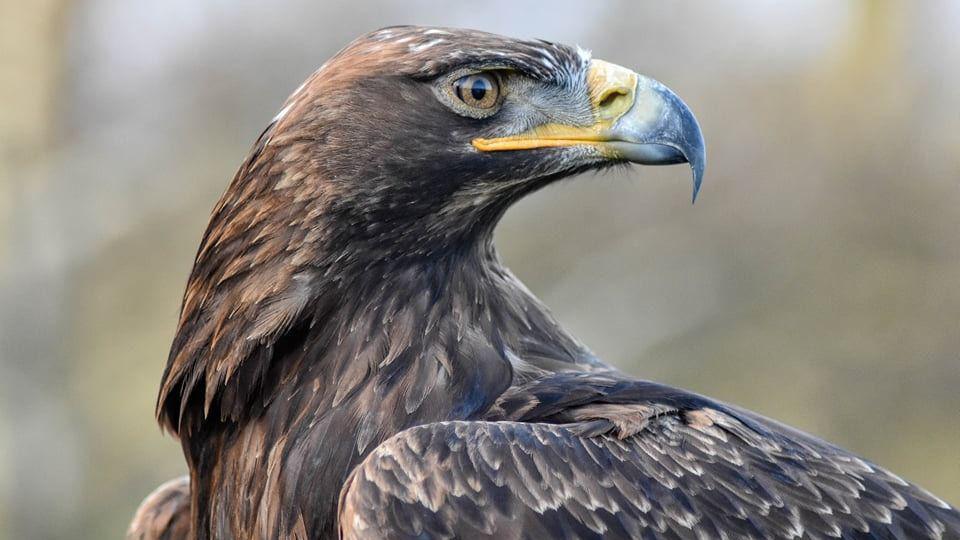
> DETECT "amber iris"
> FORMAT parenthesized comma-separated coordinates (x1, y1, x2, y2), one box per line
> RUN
(453, 73, 499, 109)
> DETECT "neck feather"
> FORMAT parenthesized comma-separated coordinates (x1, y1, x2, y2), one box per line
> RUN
(158, 232, 590, 438)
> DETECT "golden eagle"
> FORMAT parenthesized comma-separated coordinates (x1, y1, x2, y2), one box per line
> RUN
(128, 27, 960, 539)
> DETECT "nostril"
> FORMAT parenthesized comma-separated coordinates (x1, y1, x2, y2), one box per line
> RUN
(598, 89, 628, 110)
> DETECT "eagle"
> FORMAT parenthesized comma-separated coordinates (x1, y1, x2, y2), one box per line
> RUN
(128, 26, 960, 540)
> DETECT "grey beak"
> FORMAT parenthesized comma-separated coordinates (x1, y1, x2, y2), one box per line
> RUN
(606, 75, 706, 202)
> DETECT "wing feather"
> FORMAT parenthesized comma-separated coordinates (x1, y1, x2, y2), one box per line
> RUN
(127, 476, 191, 540)
(339, 410, 960, 540)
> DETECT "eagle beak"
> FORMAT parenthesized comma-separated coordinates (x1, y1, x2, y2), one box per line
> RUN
(473, 60, 706, 201)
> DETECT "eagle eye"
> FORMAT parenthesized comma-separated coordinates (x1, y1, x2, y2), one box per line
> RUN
(453, 73, 499, 109)
(436, 71, 503, 119)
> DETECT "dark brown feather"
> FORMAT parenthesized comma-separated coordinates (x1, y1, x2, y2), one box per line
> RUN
(127, 476, 191, 540)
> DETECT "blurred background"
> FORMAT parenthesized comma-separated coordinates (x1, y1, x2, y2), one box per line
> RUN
(1, 0, 958, 538)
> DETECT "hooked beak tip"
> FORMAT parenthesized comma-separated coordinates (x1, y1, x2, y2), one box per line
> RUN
(607, 73, 706, 203)
(691, 159, 704, 204)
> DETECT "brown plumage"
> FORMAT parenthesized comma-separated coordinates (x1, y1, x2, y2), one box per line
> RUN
(128, 477, 191, 540)
(129, 26, 959, 540)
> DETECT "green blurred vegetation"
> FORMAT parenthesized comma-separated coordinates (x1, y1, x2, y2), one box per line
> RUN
(1, 1, 958, 538)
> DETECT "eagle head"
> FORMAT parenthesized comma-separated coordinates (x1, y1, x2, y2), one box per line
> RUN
(260, 26, 703, 257)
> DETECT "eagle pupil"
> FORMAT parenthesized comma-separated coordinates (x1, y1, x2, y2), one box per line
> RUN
(471, 79, 488, 101)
